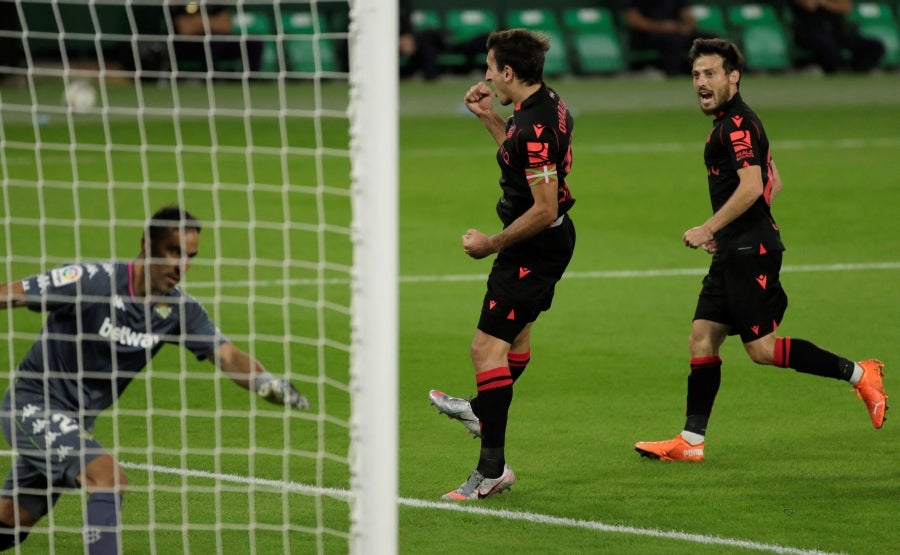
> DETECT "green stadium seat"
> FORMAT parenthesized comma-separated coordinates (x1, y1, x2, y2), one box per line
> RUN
(849, 2, 900, 66)
(443, 9, 497, 70)
(411, 9, 441, 32)
(690, 4, 730, 38)
(727, 4, 790, 71)
(281, 11, 340, 74)
(561, 8, 625, 74)
(505, 9, 570, 75)
(231, 10, 279, 73)
(445, 9, 497, 43)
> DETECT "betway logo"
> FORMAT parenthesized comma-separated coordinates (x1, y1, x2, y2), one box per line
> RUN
(98, 317, 160, 349)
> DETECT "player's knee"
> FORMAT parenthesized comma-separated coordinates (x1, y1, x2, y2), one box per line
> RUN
(116, 468, 129, 492)
(81, 456, 129, 493)
(0, 499, 35, 529)
(742, 333, 777, 366)
(688, 333, 713, 356)
(469, 340, 486, 366)
(744, 341, 774, 365)
(103, 466, 129, 493)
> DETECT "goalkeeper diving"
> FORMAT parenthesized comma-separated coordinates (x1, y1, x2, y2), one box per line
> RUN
(0, 205, 309, 554)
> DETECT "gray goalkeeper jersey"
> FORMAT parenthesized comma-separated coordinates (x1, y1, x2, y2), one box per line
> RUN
(12, 261, 226, 428)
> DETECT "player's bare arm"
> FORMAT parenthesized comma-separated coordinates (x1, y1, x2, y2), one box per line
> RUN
(768, 159, 783, 203)
(174, 9, 232, 35)
(211, 342, 310, 409)
(462, 180, 559, 259)
(684, 164, 763, 248)
(0, 281, 26, 309)
(464, 82, 507, 146)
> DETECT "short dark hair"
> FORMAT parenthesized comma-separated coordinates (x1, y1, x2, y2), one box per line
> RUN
(486, 28, 550, 86)
(145, 205, 201, 246)
(688, 38, 745, 81)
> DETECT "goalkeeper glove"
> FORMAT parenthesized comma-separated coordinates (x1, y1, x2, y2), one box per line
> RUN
(255, 373, 310, 410)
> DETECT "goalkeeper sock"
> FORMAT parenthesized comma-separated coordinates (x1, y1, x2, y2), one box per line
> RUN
(0, 523, 29, 550)
(85, 492, 122, 555)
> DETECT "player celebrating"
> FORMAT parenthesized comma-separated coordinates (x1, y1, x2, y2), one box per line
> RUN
(0, 206, 308, 553)
(428, 29, 576, 500)
(634, 38, 887, 463)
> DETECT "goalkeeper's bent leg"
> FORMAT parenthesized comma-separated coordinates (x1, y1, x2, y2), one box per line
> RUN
(0, 522, 28, 550)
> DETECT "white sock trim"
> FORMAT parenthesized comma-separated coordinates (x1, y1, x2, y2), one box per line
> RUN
(680, 431, 705, 445)
(849, 363, 864, 385)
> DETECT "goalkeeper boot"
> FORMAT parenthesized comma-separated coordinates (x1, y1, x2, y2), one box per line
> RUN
(428, 389, 482, 438)
(634, 434, 705, 462)
(441, 464, 516, 501)
(854, 359, 888, 429)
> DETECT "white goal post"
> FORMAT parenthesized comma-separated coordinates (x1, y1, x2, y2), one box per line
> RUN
(0, 0, 397, 553)
(347, 0, 399, 553)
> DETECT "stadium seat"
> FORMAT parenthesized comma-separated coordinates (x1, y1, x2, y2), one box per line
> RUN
(727, 4, 790, 71)
(231, 9, 279, 73)
(561, 7, 625, 74)
(505, 9, 570, 75)
(445, 9, 497, 43)
(411, 9, 442, 32)
(281, 11, 340, 74)
(848, 2, 900, 67)
(690, 4, 730, 38)
(443, 9, 498, 70)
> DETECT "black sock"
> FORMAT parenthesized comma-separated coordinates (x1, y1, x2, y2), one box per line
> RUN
(471, 367, 513, 477)
(774, 337, 855, 381)
(477, 447, 505, 478)
(684, 356, 722, 435)
(508, 350, 530, 382)
(476, 383, 513, 449)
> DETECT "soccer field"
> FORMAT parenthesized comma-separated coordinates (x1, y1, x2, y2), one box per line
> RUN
(1, 72, 899, 553)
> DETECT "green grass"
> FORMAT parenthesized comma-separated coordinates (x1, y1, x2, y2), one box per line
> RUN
(1, 72, 899, 553)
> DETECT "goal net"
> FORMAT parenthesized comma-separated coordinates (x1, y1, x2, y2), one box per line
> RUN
(0, 0, 397, 553)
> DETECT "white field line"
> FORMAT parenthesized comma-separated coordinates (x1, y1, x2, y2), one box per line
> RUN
(116, 460, 843, 555)
(400, 136, 900, 157)
(179, 261, 900, 290)
(4, 137, 899, 167)
(402, 261, 900, 284)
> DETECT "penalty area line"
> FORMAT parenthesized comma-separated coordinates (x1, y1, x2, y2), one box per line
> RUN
(182, 260, 900, 290)
(117, 460, 841, 555)
(400, 260, 900, 285)
(403, 498, 845, 555)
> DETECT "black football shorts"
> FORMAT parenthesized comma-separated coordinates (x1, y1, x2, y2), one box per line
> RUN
(693, 250, 788, 343)
(478, 215, 575, 343)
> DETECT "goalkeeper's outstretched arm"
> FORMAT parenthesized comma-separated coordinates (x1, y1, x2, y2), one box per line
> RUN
(0, 281, 27, 309)
(212, 342, 310, 409)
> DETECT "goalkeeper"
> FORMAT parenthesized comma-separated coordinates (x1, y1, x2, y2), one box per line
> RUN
(0, 205, 308, 554)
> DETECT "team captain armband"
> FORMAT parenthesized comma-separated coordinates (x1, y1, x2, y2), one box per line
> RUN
(525, 163, 558, 187)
